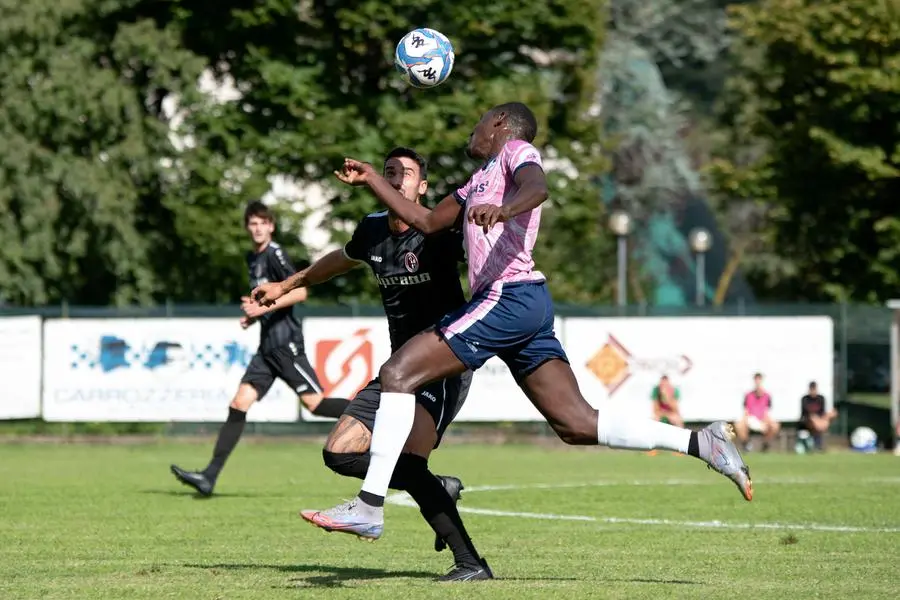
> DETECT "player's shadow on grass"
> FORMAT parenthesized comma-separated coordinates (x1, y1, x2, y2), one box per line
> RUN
(139, 489, 276, 499)
(603, 577, 703, 586)
(185, 562, 586, 587)
(184, 563, 436, 588)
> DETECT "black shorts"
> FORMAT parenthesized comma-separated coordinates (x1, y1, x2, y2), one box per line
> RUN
(240, 342, 323, 398)
(343, 371, 472, 449)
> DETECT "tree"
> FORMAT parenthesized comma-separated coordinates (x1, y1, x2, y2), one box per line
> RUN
(0, 0, 615, 306)
(714, 0, 900, 302)
(0, 0, 239, 306)
(171, 0, 614, 305)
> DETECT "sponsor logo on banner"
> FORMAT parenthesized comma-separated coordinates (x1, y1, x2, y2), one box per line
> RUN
(314, 328, 374, 398)
(566, 316, 833, 422)
(585, 334, 693, 395)
(43, 319, 297, 422)
(69, 335, 253, 378)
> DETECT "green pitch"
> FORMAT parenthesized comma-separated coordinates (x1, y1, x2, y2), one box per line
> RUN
(1, 441, 898, 599)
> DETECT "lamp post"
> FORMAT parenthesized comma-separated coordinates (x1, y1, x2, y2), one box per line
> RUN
(608, 210, 632, 307)
(689, 227, 712, 306)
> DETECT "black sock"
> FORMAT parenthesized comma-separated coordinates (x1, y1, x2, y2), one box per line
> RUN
(398, 454, 481, 568)
(322, 450, 431, 491)
(203, 407, 247, 480)
(687, 431, 700, 458)
(312, 397, 351, 418)
(358, 490, 385, 507)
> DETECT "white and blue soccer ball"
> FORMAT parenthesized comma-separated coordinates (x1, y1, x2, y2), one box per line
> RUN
(394, 28, 455, 88)
(850, 426, 878, 453)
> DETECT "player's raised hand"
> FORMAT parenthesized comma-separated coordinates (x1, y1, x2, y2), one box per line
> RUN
(334, 158, 375, 186)
(468, 204, 509, 233)
(252, 282, 286, 307)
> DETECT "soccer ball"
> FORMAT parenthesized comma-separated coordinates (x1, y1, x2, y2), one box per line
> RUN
(850, 426, 878, 453)
(394, 28, 455, 88)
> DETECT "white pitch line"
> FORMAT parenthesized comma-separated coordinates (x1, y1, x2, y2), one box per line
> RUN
(385, 479, 900, 534)
(460, 476, 840, 493)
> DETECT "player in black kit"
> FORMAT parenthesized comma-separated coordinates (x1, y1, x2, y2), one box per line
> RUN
(170, 202, 350, 497)
(253, 148, 491, 581)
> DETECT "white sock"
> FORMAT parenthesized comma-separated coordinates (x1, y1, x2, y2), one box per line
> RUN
(596, 404, 691, 453)
(360, 392, 416, 501)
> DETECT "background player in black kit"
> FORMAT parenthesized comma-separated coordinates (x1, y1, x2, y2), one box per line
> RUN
(170, 202, 350, 496)
(254, 148, 491, 581)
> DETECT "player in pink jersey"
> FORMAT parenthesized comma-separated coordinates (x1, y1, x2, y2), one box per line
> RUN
(300, 104, 753, 575)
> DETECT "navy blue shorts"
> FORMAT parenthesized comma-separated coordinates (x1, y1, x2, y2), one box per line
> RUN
(437, 280, 568, 381)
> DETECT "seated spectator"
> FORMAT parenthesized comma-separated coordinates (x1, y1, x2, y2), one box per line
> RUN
(734, 372, 781, 451)
(651, 375, 684, 427)
(798, 381, 837, 451)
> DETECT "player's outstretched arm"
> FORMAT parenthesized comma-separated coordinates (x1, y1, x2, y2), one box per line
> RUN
(366, 176, 461, 235)
(243, 287, 308, 318)
(300, 249, 362, 287)
(253, 249, 360, 306)
(335, 158, 461, 234)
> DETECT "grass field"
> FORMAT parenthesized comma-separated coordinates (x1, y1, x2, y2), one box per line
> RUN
(2, 440, 898, 599)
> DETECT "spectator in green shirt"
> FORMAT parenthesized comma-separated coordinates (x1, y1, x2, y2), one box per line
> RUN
(651, 375, 684, 427)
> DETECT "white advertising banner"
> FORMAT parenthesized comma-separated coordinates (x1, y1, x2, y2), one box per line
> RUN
(39, 315, 835, 424)
(299, 318, 393, 422)
(563, 316, 834, 422)
(42, 319, 298, 422)
(0, 316, 43, 419)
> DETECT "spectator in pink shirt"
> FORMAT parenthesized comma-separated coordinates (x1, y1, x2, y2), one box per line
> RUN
(734, 373, 781, 451)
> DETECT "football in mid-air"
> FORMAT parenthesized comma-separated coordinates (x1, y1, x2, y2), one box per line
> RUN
(394, 28, 455, 88)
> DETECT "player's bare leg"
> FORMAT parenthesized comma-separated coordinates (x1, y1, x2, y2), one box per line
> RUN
(170, 383, 258, 496)
(302, 329, 466, 539)
(519, 360, 753, 501)
(301, 392, 324, 413)
(299, 392, 351, 418)
(324, 415, 373, 454)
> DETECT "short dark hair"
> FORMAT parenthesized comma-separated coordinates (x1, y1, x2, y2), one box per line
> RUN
(809, 381, 817, 388)
(244, 200, 274, 226)
(493, 102, 538, 143)
(754, 372, 763, 379)
(385, 147, 428, 180)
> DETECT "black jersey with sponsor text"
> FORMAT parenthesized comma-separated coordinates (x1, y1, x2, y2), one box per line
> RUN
(247, 241, 304, 352)
(344, 211, 466, 351)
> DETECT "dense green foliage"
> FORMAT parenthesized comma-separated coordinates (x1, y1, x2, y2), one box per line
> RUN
(3, 0, 899, 306)
(0, 0, 613, 306)
(711, 0, 900, 302)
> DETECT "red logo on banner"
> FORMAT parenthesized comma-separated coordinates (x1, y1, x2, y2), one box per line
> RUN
(315, 329, 374, 398)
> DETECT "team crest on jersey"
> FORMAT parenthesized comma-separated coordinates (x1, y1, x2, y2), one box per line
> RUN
(404, 252, 419, 273)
